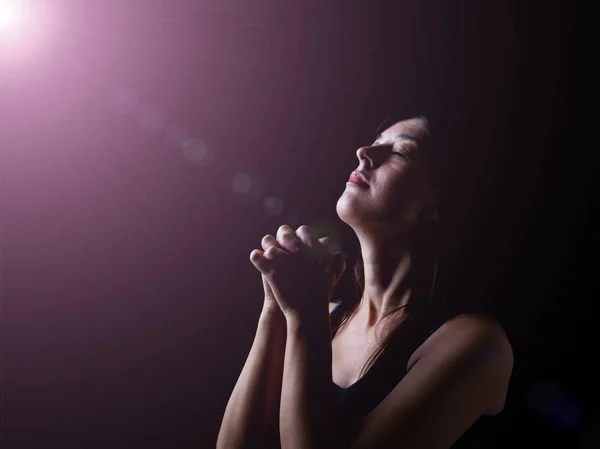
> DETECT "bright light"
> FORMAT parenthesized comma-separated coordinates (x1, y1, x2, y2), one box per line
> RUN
(0, 0, 54, 67)
(0, 1, 25, 36)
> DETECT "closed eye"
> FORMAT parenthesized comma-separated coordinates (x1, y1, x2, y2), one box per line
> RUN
(393, 149, 412, 160)
(371, 140, 413, 161)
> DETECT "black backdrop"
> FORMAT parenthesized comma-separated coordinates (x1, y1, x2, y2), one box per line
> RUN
(1, 0, 596, 448)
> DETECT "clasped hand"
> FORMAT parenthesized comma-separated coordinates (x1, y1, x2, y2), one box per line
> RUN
(250, 224, 346, 320)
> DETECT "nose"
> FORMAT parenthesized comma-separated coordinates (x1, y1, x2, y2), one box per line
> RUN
(356, 144, 389, 167)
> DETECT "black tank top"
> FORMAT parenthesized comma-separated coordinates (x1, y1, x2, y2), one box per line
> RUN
(328, 301, 498, 448)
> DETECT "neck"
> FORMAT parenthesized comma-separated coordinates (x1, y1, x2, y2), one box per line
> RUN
(355, 232, 435, 332)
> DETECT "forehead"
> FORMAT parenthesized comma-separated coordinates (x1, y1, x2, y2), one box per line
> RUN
(380, 118, 428, 141)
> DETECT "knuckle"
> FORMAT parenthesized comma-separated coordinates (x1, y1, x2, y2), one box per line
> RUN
(261, 234, 274, 244)
(277, 224, 292, 234)
(264, 246, 277, 257)
(280, 233, 295, 242)
(249, 250, 261, 262)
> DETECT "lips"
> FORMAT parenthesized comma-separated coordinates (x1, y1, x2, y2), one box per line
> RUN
(348, 171, 369, 185)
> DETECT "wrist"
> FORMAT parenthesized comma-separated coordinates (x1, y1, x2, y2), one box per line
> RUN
(285, 308, 331, 336)
(259, 304, 286, 327)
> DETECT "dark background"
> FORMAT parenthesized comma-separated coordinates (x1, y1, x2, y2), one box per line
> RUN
(1, 0, 596, 448)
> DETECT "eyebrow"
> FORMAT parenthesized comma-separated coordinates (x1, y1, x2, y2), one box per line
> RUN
(374, 133, 418, 142)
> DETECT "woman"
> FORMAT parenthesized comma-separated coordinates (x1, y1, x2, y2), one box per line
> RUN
(216, 116, 513, 449)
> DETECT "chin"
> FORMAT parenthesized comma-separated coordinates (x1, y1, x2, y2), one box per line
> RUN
(336, 197, 364, 227)
(335, 196, 351, 220)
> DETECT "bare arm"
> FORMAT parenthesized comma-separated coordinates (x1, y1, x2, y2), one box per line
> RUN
(349, 314, 513, 449)
(216, 302, 287, 449)
(280, 309, 337, 449)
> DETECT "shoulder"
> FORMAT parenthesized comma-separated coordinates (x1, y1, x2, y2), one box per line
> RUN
(437, 312, 511, 350)
(445, 313, 513, 364)
(408, 312, 513, 414)
(409, 312, 512, 366)
(348, 312, 514, 448)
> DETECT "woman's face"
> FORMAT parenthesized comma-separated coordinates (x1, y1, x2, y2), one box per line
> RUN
(336, 117, 435, 237)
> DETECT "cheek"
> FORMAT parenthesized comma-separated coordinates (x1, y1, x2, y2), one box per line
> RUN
(384, 169, 419, 203)
(382, 172, 429, 220)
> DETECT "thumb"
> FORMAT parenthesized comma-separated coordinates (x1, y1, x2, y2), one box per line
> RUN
(319, 236, 341, 253)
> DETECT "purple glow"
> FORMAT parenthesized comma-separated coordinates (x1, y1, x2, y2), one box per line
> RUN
(163, 125, 188, 150)
(110, 87, 139, 114)
(138, 105, 166, 134)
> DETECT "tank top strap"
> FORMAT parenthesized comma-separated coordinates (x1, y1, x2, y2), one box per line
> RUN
(329, 301, 349, 339)
(329, 302, 342, 316)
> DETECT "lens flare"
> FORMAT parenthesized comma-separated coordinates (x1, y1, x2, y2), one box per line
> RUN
(0, 0, 53, 66)
(0, 1, 25, 37)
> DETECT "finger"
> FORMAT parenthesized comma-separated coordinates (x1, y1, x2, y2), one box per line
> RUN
(261, 234, 288, 253)
(318, 236, 332, 247)
(318, 236, 341, 252)
(276, 224, 302, 254)
(250, 249, 270, 273)
(297, 225, 328, 258)
(263, 245, 289, 260)
(250, 247, 286, 274)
